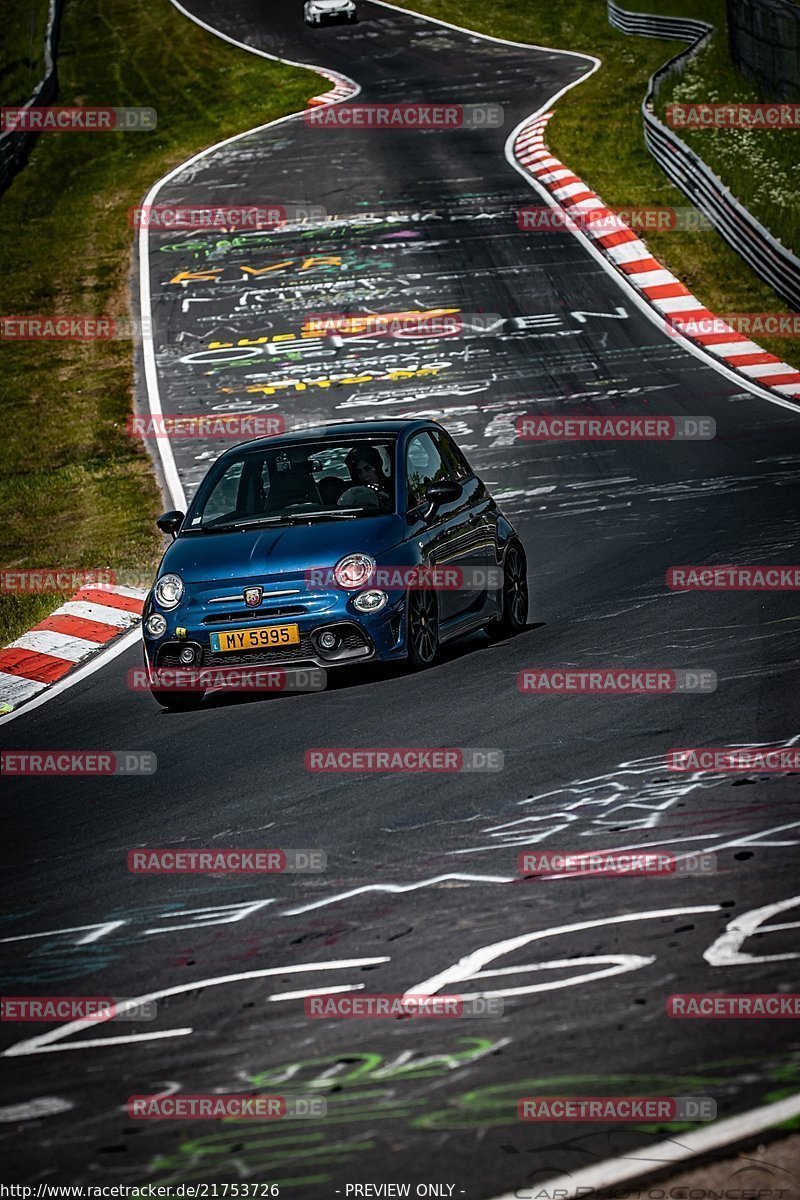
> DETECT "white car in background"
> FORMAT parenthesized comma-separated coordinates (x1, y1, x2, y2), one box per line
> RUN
(304, 0, 358, 24)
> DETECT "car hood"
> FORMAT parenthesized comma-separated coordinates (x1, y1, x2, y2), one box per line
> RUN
(160, 515, 407, 585)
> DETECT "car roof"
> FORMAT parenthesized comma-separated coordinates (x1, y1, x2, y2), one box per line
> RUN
(216, 418, 439, 457)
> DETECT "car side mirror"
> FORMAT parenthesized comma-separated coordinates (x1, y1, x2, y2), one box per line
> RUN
(422, 479, 462, 519)
(156, 510, 184, 540)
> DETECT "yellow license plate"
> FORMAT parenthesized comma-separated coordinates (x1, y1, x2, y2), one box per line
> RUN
(210, 624, 300, 653)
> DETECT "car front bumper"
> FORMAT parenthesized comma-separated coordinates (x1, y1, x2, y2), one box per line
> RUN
(306, 8, 356, 21)
(142, 591, 408, 679)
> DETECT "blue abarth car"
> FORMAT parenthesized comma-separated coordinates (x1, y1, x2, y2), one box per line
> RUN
(143, 419, 528, 707)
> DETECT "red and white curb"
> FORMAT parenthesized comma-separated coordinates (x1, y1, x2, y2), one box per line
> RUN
(513, 113, 800, 399)
(309, 69, 358, 106)
(0, 584, 145, 714)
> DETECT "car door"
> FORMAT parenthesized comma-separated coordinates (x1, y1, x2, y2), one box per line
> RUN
(432, 429, 492, 613)
(405, 431, 483, 623)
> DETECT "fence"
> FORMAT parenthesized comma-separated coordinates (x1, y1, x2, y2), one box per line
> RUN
(608, 0, 800, 311)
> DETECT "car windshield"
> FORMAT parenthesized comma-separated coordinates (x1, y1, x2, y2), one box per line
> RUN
(186, 437, 397, 531)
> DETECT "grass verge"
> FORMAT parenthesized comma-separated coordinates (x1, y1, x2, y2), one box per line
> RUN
(0, 0, 318, 645)
(393, 0, 800, 370)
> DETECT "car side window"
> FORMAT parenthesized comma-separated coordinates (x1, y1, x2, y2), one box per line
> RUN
(434, 430, 472, 481)
(405, 432, 452, 509)
(199, 460, 245, 524)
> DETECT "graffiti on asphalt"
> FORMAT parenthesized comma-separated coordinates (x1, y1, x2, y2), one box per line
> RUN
(140, 1051, 800, 1186)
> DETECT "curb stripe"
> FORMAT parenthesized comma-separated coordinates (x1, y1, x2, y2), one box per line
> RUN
(642, 282, 691, 299)
(0, 673, 48, 706)
(10, 630, 101, 663)
(619, 256, 661, 275)
(72, 587, 144, 613)
(55, 600, 140, 627)
(595, 229, 640, 247)
(37, 613, 124, 643)
(0, 647, 77, 683)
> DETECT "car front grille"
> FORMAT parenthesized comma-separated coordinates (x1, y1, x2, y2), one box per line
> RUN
(202, 606, 306, 625)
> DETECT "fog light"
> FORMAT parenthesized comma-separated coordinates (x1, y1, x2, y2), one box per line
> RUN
(318, 631, 338, 650)
(179, 645, 197, 665)
(146, 613, 167, 637)
(353, 589, 387, 613)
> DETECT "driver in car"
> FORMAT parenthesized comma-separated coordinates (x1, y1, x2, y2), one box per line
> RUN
(342, 445, 392, 508)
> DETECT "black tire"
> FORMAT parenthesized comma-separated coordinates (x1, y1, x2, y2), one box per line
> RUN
(490, 540, 528, 639)
(406, 589, 440, 669)
(149, 688, 203, 710)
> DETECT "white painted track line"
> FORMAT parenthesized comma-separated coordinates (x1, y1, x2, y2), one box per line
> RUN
(486, 1092, 800, 1200)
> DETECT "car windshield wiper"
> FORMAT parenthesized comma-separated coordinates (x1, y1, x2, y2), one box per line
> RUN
(200, 508, 371, 532)
(200, 515, 288, 533)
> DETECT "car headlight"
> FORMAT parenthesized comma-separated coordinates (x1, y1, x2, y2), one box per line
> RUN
(353, 589, 387, 613)
(334, 554, 375, 590)
(154, 573, 184, 609)
(146, 613, 168, 637)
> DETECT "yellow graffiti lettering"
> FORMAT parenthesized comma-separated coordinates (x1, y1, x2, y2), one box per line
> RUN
(300, 256, 343, 271)
(169, 269, 223, 284)
(207, 336, 272, 349)
(219, 364, 445, 397)
(241, 261, 294, 276)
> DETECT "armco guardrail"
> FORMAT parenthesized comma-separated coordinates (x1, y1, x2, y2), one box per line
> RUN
(608, 0, 800, 312)
(0, 0, 63, 197)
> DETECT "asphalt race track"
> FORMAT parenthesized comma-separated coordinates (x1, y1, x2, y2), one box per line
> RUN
(1, 1, 799, 1193)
